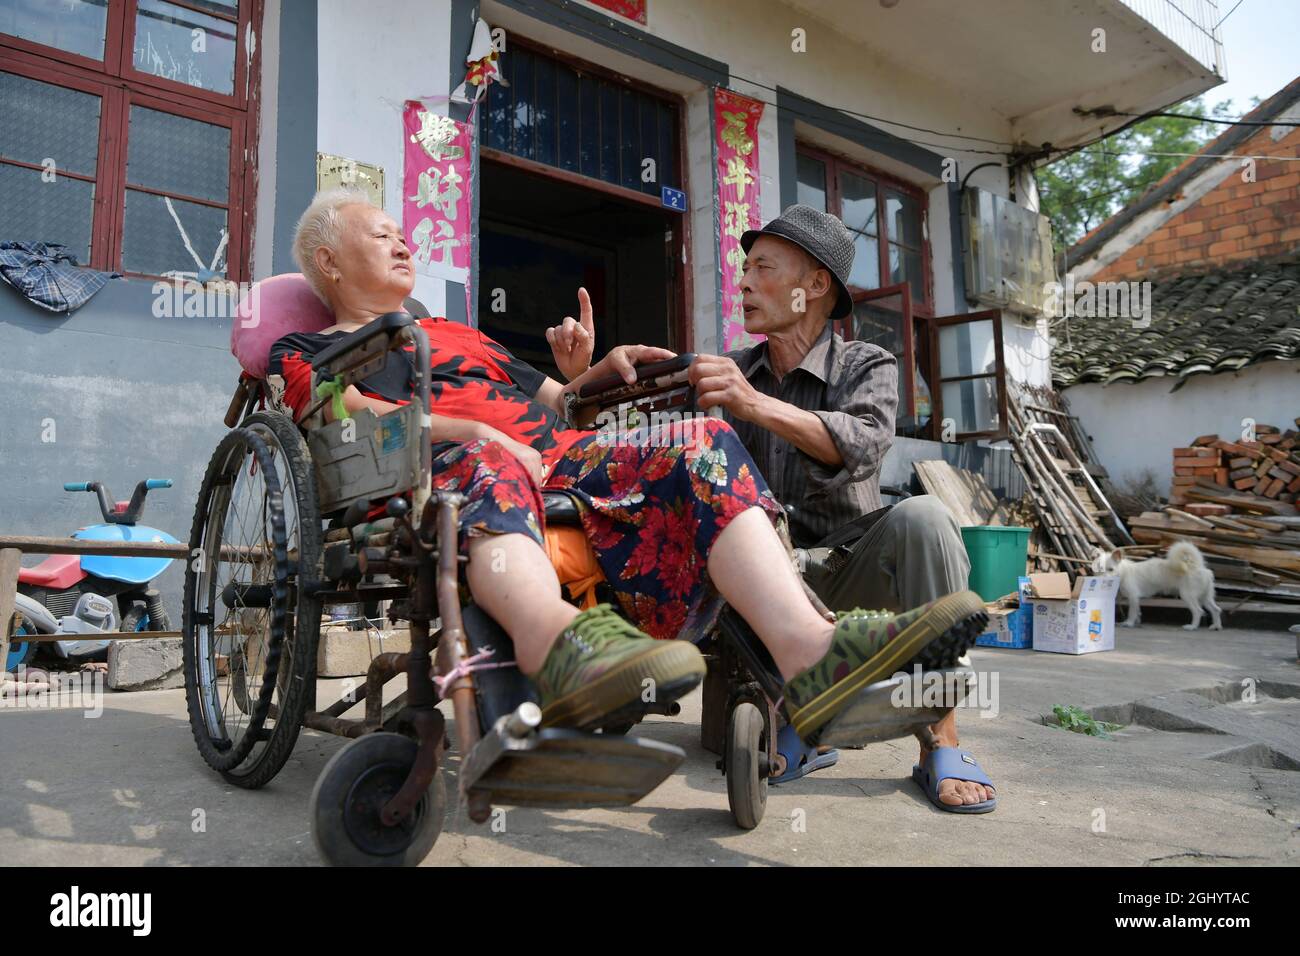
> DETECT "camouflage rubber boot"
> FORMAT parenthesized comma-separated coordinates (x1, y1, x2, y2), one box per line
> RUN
(534, 604, 706, 730)
(784, 590, 988, 742)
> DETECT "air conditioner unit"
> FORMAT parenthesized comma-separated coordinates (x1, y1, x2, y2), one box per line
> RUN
(962, 186, 1056, 319)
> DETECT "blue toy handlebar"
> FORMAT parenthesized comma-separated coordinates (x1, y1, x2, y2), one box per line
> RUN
(64, 482, 91, 492)
(145, 479, 173, 489)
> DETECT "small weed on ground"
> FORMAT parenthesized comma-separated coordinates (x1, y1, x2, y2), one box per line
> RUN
(1052, 704, 1122, 739)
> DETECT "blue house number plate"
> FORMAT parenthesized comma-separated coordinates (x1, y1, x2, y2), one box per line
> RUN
(661, 186, 686, 212)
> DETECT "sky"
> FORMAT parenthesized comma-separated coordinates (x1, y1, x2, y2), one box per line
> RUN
(1200, 0, 1300, 113)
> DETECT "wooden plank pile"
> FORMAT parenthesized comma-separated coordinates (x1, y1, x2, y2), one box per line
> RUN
(1127, 506, 1300, 601)
(1171, 421, 1300, 506)
(913, 460, 1014, 526)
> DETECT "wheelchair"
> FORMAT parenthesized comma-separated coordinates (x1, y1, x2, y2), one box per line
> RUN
(182, 290, 979, 866)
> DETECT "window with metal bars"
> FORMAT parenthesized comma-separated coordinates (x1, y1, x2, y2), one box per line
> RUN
(479, 39, 682, 200)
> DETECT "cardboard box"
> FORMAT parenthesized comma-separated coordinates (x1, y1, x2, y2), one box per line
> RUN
(1028, 572, 1119, 655)
(975, 576, 1033, 649)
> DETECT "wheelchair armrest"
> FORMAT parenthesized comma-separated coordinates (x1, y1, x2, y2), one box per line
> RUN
(312, 311, 415, 377)
(565, 353, 698, 427)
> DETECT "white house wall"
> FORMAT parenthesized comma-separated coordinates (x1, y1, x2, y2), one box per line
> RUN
(315, 0, 454, 314)
(1063, 360, 1300, 496)
(487, 0, 1030, 348)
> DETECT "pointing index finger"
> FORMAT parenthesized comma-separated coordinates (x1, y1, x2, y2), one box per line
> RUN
(577, 287, 595, 334)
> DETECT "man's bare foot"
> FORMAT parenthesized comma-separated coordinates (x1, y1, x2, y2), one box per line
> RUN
(923, 710, 995, 807)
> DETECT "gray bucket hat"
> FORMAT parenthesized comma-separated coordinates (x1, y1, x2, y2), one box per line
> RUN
(741, 204, 855, 320)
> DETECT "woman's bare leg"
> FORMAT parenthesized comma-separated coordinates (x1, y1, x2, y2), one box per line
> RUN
(465, 533, 579, 674)
(706, 507, 834, 680)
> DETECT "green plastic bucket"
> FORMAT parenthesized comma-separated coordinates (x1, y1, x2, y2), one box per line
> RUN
(960, 526, 1031, 602)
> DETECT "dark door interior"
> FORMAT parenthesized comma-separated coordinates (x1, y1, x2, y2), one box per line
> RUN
(477, 159, 676, 382)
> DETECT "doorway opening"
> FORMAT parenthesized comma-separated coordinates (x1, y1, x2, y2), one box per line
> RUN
(477, 158, 681, 381)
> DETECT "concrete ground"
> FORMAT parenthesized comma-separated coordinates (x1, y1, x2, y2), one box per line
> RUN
(2, 623, 1298, 867)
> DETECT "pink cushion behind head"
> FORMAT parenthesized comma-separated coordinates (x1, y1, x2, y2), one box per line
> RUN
(231, 273, 334, 378)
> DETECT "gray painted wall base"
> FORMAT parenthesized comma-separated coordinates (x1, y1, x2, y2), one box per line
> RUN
(0, 278, 238, 612)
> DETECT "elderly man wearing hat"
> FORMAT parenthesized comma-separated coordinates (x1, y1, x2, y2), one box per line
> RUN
(546, 205, 997, 814)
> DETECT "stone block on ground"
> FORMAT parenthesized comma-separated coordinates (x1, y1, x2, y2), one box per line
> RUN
(316, 627, 411, 677)
(108, 638, 183, 691)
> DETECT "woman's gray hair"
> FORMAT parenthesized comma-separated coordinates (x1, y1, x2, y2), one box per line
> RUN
(292, 186, 376, 303)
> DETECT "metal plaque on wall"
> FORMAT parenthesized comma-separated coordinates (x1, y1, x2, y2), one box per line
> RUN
(316, 153, 385, 208)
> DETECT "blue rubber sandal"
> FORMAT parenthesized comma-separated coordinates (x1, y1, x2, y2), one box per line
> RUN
(912, 747, 997, 813)
(771, 722, 839, 785)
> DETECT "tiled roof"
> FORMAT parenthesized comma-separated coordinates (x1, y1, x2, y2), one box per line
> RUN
(1052, 256, 1300, 388)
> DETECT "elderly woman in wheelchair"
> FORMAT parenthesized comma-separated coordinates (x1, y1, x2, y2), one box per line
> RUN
(185, 186, 986, 865)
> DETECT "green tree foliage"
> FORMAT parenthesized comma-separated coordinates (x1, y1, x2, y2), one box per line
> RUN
(1037, 97, 1251, 260)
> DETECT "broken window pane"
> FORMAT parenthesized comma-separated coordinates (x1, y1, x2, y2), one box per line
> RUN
(122, 189, 228, 277)
(133, 0, 237, 95)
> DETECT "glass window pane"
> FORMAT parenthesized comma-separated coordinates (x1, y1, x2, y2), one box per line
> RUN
(0, 163, 95, 263)
(556, 66, 578, 172)
(851, 298, 904, 354)
(939, 319, 997, 378)
(599, 81, 618, 184)
(127, 106, 230, 202)
(134, 0, 237, 95)
(619, 87, 638, 191)
(485, 50, 511, 152)
(189, 0, 238, 16)
(0, 72, 101, 175)
(847, 230, 879, 289)
(911, 320, 933, 434)
(639, 92, 658, 194)
(795, 153, 826, 211)
(658, 100, 677, 188)
(0, 0, 107, 59)
(511, 48, 534, 160)
(941, 379, 999, 434)
(534, 55, 556, 167)
(579, 74, 598, 178)
(122, 189, 228, 277)
(840, 171, 877, 235)
(888, 242, 925, 302)
(884, 188, 921, 247)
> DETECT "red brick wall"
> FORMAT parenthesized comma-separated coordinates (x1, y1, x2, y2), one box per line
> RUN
(1091, 124, 1300, 282)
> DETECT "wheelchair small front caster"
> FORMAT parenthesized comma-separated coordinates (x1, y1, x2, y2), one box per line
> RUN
(725, 700, 768, 830)
(310, 732, 446, 866)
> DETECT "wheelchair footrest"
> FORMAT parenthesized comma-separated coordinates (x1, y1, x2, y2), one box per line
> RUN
(814, 668, 975, 749)
(462, 725, 685, 809)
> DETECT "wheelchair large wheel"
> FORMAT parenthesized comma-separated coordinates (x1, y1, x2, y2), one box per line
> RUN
(183, 411, 322, 789)
(725, 700, 768, 830)
(310, 733, 447, 867)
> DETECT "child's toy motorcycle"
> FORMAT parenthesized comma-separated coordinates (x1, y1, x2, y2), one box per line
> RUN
(5, 479, 178, 670)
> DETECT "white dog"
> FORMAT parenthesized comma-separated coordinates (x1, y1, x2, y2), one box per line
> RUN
(1093, 541, 1223, 631)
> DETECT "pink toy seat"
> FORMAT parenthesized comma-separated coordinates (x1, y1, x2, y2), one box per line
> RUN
(18, 554, 85, 590)
(231, 273, 334, 378)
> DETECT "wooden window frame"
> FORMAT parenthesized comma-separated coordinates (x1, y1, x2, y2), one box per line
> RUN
(932, 308, 1009, 442)
(0, 0, 262, 281)
(794, 142, 933, 315)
